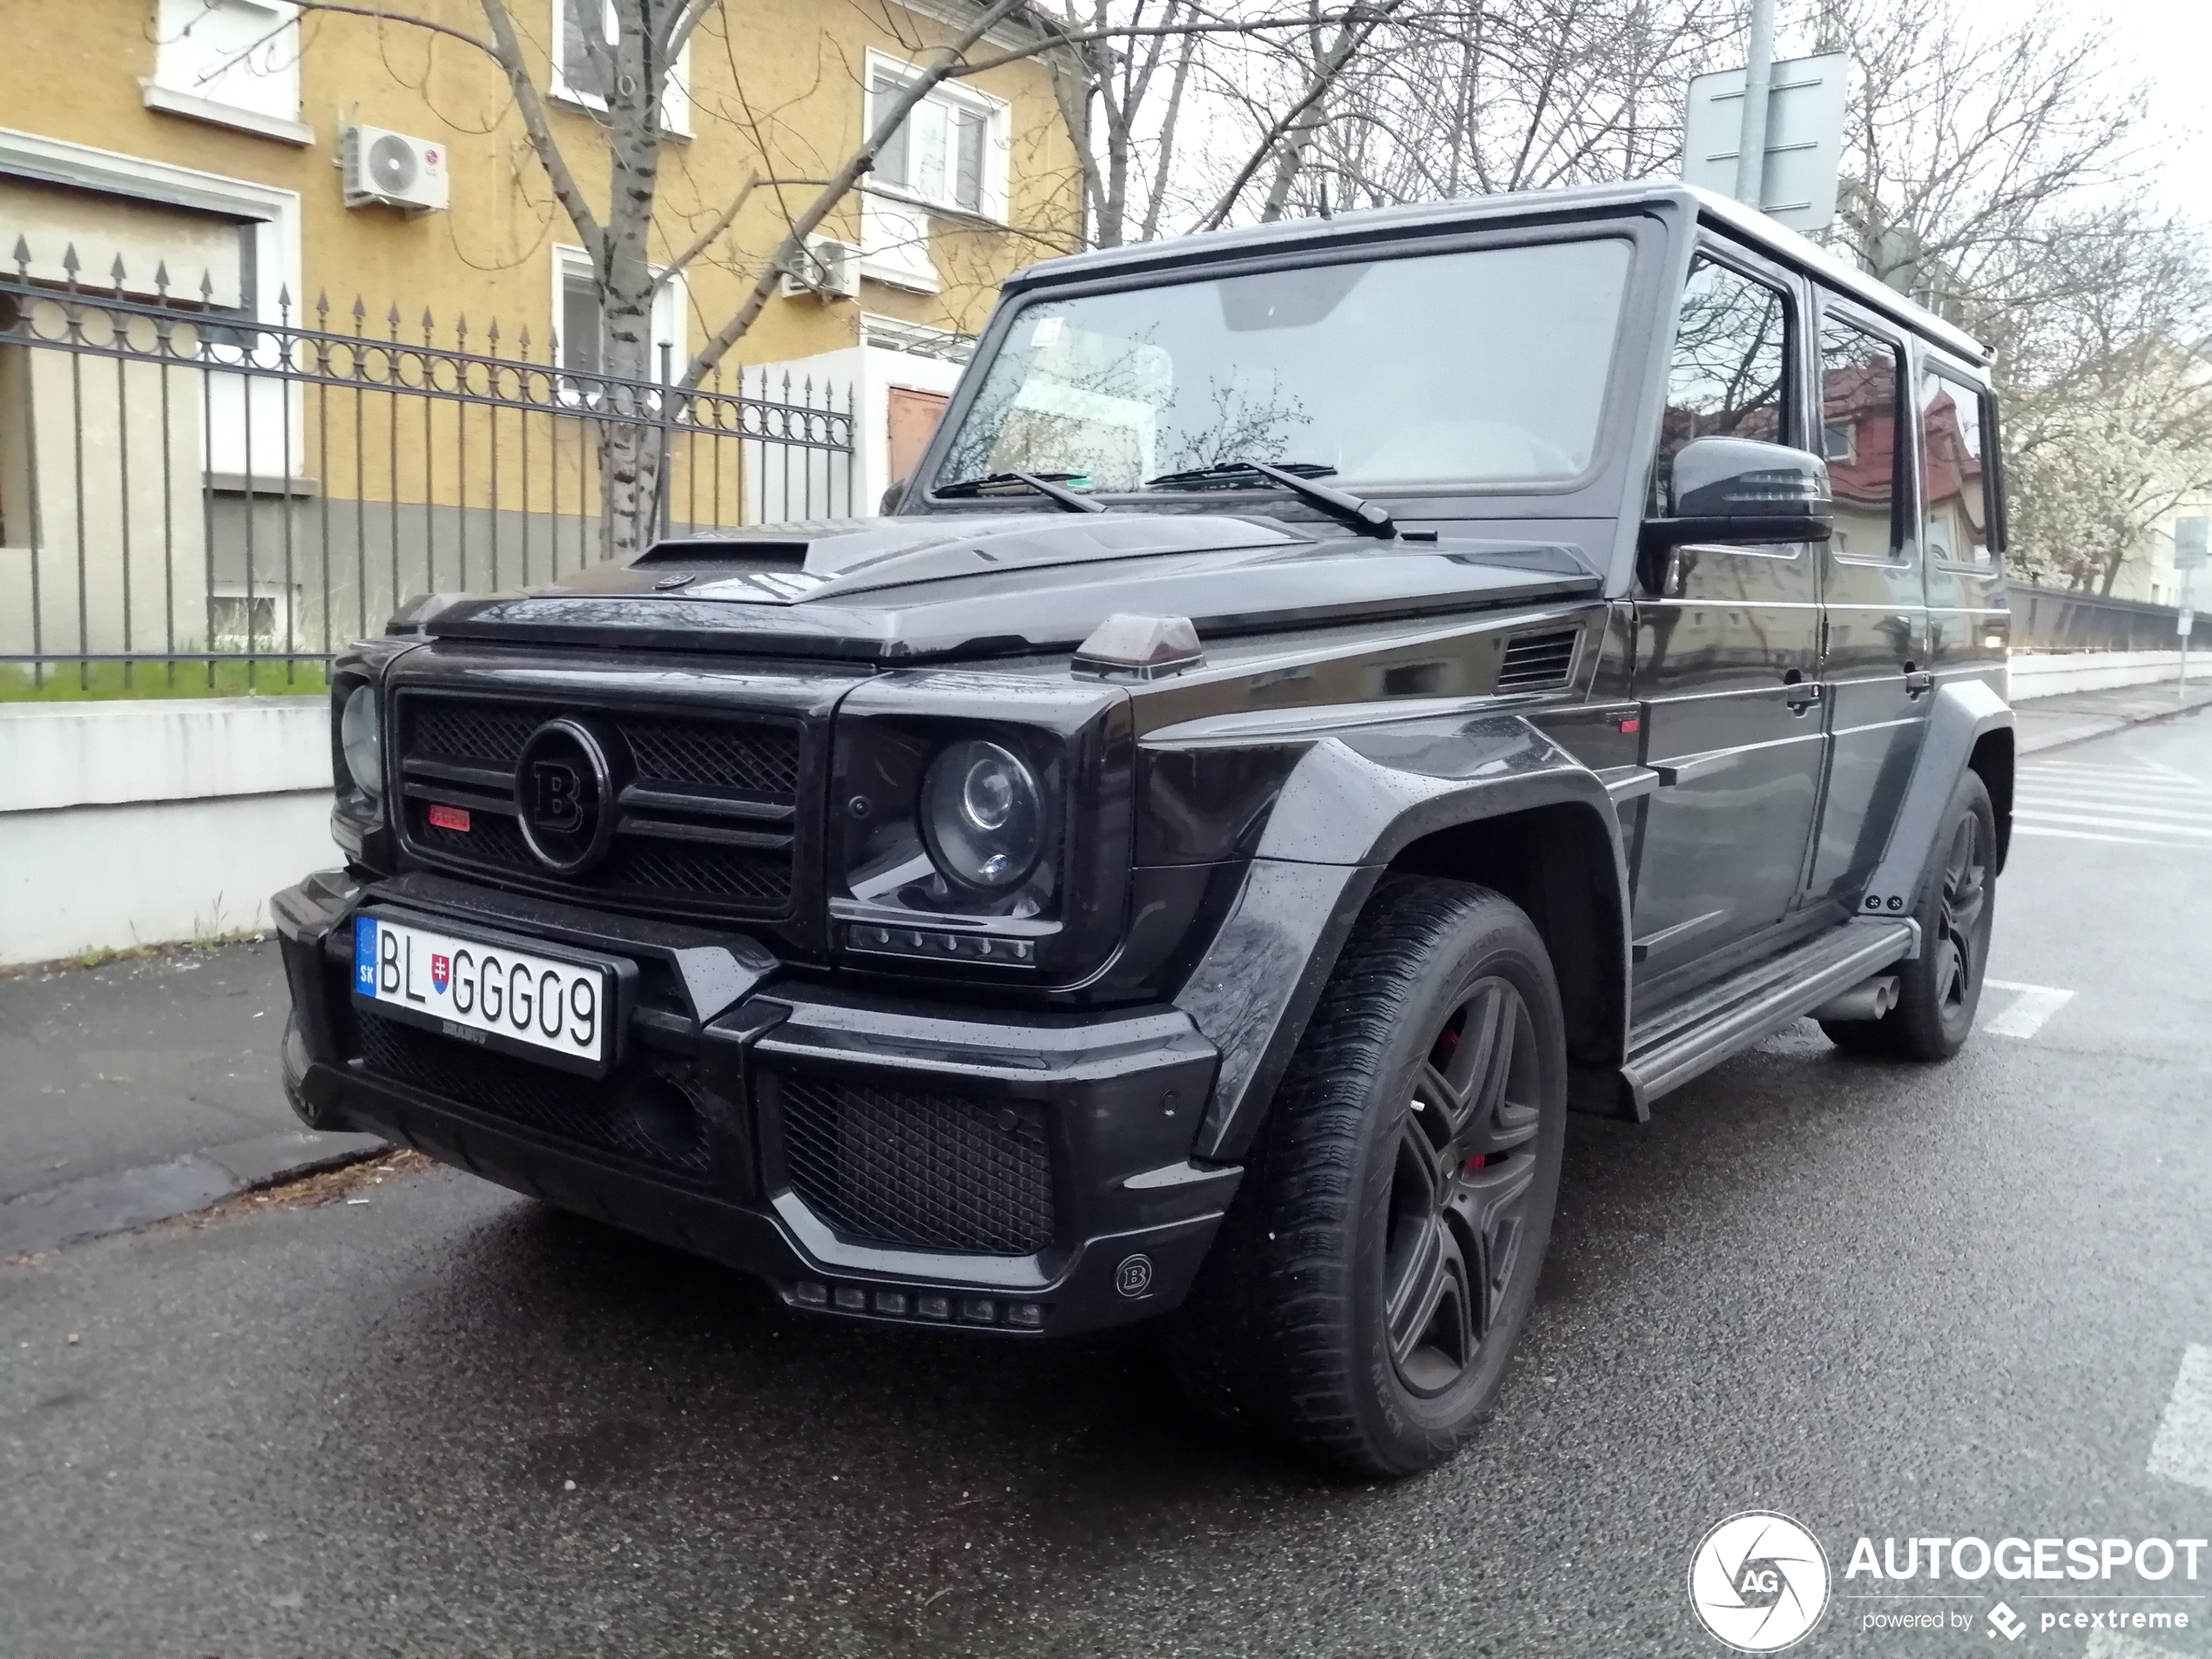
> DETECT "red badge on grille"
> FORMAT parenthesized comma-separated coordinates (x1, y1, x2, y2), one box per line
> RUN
(428, 803, 471, 832)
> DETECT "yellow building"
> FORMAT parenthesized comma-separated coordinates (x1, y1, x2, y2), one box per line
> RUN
(0, 0, 1081, 670)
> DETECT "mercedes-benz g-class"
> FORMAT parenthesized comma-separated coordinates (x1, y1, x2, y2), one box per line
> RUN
(274, 182, 2013, 1477)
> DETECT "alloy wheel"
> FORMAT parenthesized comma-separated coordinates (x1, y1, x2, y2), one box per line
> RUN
(1382, 976, 1545, 1398)
(1933, 810, 1990, 1021)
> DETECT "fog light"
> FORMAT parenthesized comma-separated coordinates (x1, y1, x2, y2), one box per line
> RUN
(874, 1290, 909, 1316)
(833, 1286, 867, 1312)
(1006, 1303, 1043, 1329)
(795, 1280, 829, 1307)
(915, 1293, 952, 1321)
(961, 1298, 998, 1324)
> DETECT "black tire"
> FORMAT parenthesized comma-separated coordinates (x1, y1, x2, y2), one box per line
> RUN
(1165, 875, 1568, 1479)
(1820, 768, 1996, 1062)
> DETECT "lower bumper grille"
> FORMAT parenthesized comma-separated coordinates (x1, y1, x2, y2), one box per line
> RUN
(776, 1076, 1055, 1256)
(351, 1009, 714, 1182)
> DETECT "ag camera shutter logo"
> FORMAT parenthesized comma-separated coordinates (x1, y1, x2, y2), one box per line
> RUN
(1689, 1512, 1831, 1652)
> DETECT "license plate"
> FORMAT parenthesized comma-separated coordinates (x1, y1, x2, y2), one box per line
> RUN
(352, 912, 618, 1073)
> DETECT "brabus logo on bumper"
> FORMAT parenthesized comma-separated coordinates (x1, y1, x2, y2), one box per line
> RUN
(1115, 1255, 1155, 1298)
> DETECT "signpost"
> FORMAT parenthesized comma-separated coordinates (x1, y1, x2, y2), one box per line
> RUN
(1682, 49, 1849, 234)
(2178, 518, 2207, 698)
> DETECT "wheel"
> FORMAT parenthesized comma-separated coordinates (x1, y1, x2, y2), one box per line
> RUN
(1166, 875, 1568, 1478)
(1820, 768, 1996, 1062)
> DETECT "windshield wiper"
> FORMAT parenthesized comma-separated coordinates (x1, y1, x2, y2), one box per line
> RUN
(932, 470, 1104, 514)
(1149, 458, 1398, 539)
(1143, 460, 1339, 489)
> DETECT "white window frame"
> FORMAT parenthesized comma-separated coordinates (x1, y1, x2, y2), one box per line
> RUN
(550, 0, 691, 138)
(144, 0, 313, 146)
(550, 245, 687, 403)
(863, 50, 1010, 224)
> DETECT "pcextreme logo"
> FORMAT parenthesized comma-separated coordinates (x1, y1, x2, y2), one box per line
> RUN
(1688, 1512, 1832, 1652)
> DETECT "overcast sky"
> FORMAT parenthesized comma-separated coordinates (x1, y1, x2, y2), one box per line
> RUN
(2098, 0, 2212, 223)
(1913, 0, 2212, 225)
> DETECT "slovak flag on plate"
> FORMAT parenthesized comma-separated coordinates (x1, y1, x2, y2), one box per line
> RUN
(431, 953, 451, 995)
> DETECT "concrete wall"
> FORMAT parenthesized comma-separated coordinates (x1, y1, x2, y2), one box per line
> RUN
(2008, 651, 2196, 699)
(0, 697, 333, 965)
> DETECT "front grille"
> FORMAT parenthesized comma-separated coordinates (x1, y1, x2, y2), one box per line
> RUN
(395, 692, 802, 919)
(1496, 628, 1581, 690)
(352, 1008, 714, 1181)
(776, 1076, 1055, 1256)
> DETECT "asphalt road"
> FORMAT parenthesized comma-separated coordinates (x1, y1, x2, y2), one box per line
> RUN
(3, 711, 2209, 1659)
(0, 941, 295, 1203)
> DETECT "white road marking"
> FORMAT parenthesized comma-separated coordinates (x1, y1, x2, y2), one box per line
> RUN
(2013, 827, 2164, 846)
(2086, 1630, 2188, 1659)
(1980, 980, 2077, 1038)
(2013, 810, 2212, 838)
(2148, 1343, 2212, 1494)
(2020, 793, 2212, 819)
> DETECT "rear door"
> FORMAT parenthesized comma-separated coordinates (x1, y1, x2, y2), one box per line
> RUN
(1628, 245, 1825, 982)
(1804, 300, 1930, 906)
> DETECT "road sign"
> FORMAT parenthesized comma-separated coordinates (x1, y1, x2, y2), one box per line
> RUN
(2181, 610, 2195, 637)
(2175, 516, 2209, 570)
(1683, 51, 1849, 233)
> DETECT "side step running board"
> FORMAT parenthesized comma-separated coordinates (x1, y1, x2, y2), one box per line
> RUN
(1614, 921, 1919, 1120)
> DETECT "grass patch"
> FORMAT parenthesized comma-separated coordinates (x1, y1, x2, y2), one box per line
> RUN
(0, 930, 269, 981)
(0, 659, 331, 702)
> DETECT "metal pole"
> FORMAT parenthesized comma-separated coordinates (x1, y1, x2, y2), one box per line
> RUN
(1734, 0, 1777, 210)
(2181, 567, 2192, 700)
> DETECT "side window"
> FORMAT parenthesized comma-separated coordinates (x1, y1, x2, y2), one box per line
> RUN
(1818, 311, 1905, 564)
(1652, 255, 1809, 607)
(1919, 371, 1996, 569)
(1660, 254, 1793, 471)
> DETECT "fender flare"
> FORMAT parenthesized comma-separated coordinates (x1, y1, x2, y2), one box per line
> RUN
(1857, 678, 2014, 922)
(1171, 713, 1632, 1163)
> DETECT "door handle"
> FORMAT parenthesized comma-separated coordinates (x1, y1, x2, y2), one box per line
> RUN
(1905, 669, 1933, 698)
(1784, 681, 1824, 712)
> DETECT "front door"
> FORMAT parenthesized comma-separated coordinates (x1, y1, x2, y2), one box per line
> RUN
(1629, 248, 1825, 983)
(1804, 303, 1930, 903)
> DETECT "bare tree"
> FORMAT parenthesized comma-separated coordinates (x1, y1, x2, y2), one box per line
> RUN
(1804, 0, 2212, 591)
(298, 0, 1343, 554)
(1251, 0, 1737, 216)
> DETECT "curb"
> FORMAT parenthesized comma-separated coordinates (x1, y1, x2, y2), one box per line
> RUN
(2015, 688, 2212, 757)
(0, 1129, 387, 1259)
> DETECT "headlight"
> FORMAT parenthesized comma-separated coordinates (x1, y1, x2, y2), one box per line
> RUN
(340, 685, 383, 796)
(921, 738, 1042, 890)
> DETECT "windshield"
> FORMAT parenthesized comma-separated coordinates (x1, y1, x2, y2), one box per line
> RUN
(933, 237, 1633, 497)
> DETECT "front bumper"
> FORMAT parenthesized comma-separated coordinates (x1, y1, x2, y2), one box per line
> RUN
(274, 869, 1238, 1338)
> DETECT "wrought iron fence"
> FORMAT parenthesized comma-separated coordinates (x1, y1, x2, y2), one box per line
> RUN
(2010, 583, 2209, 654)
(0, 243, 854, 690)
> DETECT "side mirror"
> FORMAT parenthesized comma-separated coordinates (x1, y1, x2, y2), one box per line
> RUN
(878, 474, 912, 516)
(1640, 435, 1832, 585)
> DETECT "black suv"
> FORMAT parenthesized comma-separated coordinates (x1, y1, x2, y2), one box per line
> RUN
(274, 182, 2013, 1477)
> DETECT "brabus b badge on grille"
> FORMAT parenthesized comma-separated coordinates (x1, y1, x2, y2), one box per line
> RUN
(515, 718, 618, 875)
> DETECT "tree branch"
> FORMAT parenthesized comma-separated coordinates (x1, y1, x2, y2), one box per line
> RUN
(476, 0, 604, 262)
(678, 0, 1032, 386)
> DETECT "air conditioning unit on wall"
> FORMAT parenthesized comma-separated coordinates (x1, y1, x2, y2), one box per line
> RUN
(341, 125, 449, 212)
(779, 237, 860, 300)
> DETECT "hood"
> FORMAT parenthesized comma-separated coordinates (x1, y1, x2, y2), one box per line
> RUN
(422, 510, 1601, 662)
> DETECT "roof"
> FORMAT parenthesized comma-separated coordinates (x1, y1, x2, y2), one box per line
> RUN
(1010, 181, 1990, 368)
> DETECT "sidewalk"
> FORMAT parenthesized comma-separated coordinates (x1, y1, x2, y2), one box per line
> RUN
(0, 939, 379, 1256)
(2013, 678, 2212, 754)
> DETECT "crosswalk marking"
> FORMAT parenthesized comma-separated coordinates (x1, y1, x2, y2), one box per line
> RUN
(2086, 1630, 2187, 1659)
(2014, 826, 2164, 845)
(2015, 756, 2212, 851)
(1981, 980, 2076, 1038)
(2014, 810, 2212, 837)
(2148, 1343, 2212, 1494)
